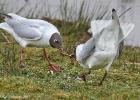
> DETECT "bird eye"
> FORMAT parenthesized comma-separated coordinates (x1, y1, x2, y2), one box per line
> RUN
(54, 39, 58, 43)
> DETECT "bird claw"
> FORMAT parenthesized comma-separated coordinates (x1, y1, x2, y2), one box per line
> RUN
(48, 64, 63, 73)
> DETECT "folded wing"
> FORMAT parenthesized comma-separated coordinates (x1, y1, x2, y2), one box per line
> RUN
(12, 25, 42, 40)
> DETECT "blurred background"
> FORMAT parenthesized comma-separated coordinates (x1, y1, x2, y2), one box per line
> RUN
(0, 0, 139, 47)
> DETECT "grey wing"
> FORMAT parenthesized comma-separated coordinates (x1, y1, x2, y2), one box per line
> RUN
(13, 25, 42, 40)
(82, 21, 107, 58)
(90, 20, 112, 37)
(116, 28, 124, 58)
(79, 37, 96, 61)
(80, 21, 109, 61)
(116, 23, 134, 58)
(118, 23, 134, 43)
(116, 40, 124, 58)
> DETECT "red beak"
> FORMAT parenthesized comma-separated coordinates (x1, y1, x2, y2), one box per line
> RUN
(59, 48, 64, 54)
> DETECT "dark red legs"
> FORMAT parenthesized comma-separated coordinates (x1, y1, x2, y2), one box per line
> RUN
(79, 69, 108, 86)
(19, 48, 26, 68)
(79, 69, 91, 82)
(97, 71, 108, 86)
(43, 48, 63, 73)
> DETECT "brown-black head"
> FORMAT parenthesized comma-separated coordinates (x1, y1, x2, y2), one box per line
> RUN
(50, 33, 63, 52)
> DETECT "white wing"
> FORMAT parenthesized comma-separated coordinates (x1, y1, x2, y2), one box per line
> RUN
(13, 25, 42, 40)
(116, 23, 134, 58)
(90, 20, 112, 37)
(4, 13, 59, 41)
(76, 20, 114, 62)
(119, 23, 135, 43)
(10, 18, 45, 40)
(76, 44, 84, 62)
(5, 15, 49, 40)
(90, 20, 131, 38)
(10, 18, 59, 41)
(76, 37, 96, 62)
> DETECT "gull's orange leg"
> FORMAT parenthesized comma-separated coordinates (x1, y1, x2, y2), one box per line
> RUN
(43, 48, 63, 73)
(19, 48, 26, 68)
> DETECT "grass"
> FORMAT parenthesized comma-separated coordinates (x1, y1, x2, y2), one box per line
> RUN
(0, 25, 140, 100)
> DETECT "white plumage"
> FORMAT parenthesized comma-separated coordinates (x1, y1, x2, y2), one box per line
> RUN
(75, 9, 134, 84)
(76, 21, 134, 69)
(0, 13, 60, 48)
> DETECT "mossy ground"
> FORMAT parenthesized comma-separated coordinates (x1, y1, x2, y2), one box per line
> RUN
(0, 20, 139, 100)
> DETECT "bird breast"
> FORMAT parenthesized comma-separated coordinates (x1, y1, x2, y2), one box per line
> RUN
(84, 50, 117, 69)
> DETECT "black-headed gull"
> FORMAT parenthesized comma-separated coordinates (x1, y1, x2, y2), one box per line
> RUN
(0, 13, 64, 72)
(74, 9, 134, 85)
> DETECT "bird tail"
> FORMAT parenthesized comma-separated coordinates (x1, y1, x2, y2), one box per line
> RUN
(112, 8, 119, 23)
(0, 22, 27, 47)
(0, 13, 12, 19)
(0, 22, 14, 35)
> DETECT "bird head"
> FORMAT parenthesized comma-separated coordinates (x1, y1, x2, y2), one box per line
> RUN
(49, 33, 63, 53)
